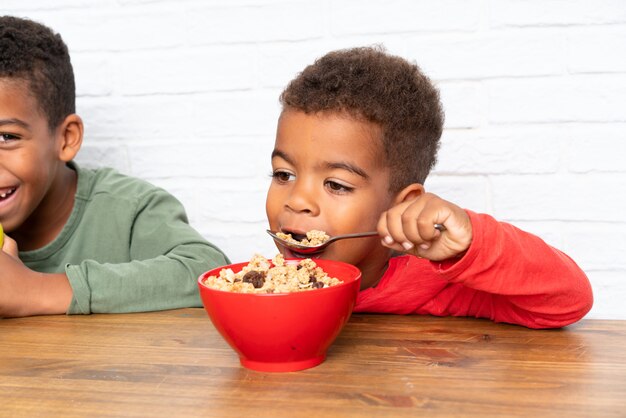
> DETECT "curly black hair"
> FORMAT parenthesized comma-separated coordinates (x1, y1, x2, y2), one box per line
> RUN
(0, 16, 75, 130)
(280, 46, 444, 193)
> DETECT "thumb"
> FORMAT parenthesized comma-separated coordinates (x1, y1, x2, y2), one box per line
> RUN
(2, 233, 19, 258)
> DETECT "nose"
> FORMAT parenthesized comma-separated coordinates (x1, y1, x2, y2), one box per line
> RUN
(285, 178, 320, 216)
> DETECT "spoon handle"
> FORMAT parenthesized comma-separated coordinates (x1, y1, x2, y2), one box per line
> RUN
(268, 225, 446, 243)
(337, 224, 445, 240)
(328, 231, 378, 241)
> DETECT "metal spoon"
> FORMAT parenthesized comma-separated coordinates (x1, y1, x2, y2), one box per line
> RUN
(267, 224, 446, 255)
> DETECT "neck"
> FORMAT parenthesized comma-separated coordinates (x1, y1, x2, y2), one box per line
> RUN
(356, 248, 394, 290)
(14, 164, 77, 251)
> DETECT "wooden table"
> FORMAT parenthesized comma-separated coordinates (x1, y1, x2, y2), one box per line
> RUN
(1, 309, 624, 417)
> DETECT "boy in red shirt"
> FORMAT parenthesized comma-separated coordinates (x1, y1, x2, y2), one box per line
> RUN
(266, 47, 592, 329)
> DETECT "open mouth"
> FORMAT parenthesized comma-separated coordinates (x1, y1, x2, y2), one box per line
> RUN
(279, 229, 325, 259)
(278, 228, 305, 241)
(0, 187, 16, 201)
(284, 231, 308, 242)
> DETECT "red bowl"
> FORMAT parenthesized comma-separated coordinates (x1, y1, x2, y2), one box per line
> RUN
(197, 258, 361, 372)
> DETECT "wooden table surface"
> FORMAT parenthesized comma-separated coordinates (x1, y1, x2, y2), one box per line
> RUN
(1, 309, 624, 418)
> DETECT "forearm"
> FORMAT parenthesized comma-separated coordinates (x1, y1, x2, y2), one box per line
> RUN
(436, 211, 593, 328)
(66, 243, 228, 314)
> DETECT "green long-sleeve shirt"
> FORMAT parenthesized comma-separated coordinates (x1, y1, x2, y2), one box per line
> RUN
(20, 162, 229, 314)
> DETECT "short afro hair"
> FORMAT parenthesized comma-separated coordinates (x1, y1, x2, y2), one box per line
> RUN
(280, 46, 444, 193)
(0, 16, 75, 130)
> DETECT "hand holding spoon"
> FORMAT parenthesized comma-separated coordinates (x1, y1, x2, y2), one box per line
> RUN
(267, 224, 446, 255)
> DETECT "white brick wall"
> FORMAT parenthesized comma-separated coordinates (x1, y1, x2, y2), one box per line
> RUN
(4, 0, 625, 319)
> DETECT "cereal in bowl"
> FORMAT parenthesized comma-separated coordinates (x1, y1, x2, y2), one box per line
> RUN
(203, 254, 343, 294)
(276, 230, 330, 247)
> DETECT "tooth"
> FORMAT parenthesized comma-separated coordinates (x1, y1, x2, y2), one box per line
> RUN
(0, 193, 5, 198)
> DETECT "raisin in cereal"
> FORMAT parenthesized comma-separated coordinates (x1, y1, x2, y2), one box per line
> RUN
(203, 254, 342, 294)
(276, 230, 330, 247)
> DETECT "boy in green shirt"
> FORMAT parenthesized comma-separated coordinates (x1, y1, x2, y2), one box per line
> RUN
(0, 16, 229, 317)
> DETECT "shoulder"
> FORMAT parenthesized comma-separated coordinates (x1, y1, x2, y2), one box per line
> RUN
(75, 163, 173, 203)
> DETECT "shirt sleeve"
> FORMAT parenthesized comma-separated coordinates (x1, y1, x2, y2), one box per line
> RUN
(419, 211, 593, 328)
(65, 189, 229, 314)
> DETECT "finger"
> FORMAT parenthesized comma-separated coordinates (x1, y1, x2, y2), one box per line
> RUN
(381, 202, 415, 251)
(377, 210, 392, 244)
(399, 193, 449, 250)
(414, 198, 451, 244)
(399, 199, 433, 249)
(377, 214, 408, 252)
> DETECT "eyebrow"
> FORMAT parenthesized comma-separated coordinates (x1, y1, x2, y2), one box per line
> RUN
(271, 148, 370, 180)
(0, 118, 30, 129)
(271, 149, 294, 165)
(324, 161, 369, 180)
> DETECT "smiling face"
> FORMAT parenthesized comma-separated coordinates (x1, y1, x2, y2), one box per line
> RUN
(0, 78, 79, 248)
(266, 109, 397, 289)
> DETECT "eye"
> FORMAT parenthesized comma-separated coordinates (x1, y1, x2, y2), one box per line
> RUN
(0, 133, 20, 142)
(325, 179, 354, 194)
(271, 169, 296, 184)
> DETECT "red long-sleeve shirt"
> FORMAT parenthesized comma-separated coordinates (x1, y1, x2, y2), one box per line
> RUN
(354, 211, 593, 329)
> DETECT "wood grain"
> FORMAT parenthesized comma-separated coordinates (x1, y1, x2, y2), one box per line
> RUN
(1, 309, 624, 417)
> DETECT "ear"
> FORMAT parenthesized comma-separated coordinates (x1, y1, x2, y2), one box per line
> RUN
(56, 114, 84, 162)
(392, 183, 425, 206)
